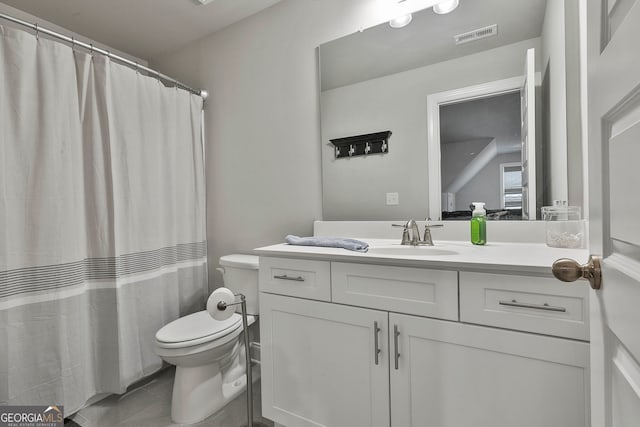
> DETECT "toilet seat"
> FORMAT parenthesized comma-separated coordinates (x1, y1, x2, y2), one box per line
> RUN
(156, 311, 242, 349)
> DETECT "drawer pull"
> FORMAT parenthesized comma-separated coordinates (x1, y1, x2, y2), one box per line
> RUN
(498, 299, 567, 312)
(273, 274, 305, 282)
(393, 325, 401, 370)
(374, 321, 381, 365)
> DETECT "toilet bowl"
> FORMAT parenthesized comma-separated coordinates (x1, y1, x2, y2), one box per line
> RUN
(155, 254, 259, 424)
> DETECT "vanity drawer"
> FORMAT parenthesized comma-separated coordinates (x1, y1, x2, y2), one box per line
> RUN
(331, 262, 458, 320)
(459, 272, 589, 340)
(259, 257, 331, 301)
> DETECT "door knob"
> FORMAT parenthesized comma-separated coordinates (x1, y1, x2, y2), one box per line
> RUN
(552, 255, 602, 290)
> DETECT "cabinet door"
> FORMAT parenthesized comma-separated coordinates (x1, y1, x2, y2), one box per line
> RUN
(260, 293, 390, 427)
(389, 313, 589, 427)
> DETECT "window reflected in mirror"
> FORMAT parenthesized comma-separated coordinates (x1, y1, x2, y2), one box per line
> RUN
(500, 162, 523, 210)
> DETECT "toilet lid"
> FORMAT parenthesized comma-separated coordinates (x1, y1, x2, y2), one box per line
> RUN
(219, 254, 259, 269)
(155, 311, 242, 344)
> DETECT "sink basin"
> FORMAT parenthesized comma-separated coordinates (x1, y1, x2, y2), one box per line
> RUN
(367, 245, 457, 256)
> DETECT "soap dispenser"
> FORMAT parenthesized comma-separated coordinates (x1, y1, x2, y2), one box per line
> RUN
(470, 202, 486, 245)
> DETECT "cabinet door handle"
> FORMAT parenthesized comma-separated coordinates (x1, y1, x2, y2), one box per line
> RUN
(498, 299, 567, 312)
(374, 321, 381, 365)
(393, 325, 400, 370)
(273, 274, 305, 282)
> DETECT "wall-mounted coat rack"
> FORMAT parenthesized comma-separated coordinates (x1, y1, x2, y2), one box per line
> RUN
(330, 131, 392, 159)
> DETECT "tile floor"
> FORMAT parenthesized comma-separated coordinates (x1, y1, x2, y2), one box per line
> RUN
(68, 367, 273, 427)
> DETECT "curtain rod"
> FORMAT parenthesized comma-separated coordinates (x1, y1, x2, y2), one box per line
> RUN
(0, 12, 208, 100)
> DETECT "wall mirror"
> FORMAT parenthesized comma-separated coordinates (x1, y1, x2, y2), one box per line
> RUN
(319, 0, 582, 221)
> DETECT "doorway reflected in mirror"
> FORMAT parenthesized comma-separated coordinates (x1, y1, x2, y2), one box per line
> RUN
(439, 91, 523, 221)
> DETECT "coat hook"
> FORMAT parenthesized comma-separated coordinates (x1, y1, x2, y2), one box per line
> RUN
(348, 144, 355, 157)
(381, 141, 388, 152)
(335, 146, 341, 157)
(364, 142, 371, 154)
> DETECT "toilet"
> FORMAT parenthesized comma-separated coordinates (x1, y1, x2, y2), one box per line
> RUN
(155, 254, 259, 424)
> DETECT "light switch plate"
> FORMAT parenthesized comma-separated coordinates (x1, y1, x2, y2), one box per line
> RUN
(386, 192, 399, 205)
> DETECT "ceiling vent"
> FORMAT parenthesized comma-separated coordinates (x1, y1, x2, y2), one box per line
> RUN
(454, 24, 498, 45)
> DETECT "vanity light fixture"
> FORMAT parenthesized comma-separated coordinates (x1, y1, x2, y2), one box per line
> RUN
(433, 0, 459, 14)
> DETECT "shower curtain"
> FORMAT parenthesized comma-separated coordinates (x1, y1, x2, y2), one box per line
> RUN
(0, 25, 207, 412)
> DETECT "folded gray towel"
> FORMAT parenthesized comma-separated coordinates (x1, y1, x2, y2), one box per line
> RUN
(285, 235, 369, 253)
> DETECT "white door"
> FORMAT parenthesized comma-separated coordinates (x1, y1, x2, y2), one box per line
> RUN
(520, 47, 537, 219)
(559, 1, 640, 425)
(259, 293, 390, 427)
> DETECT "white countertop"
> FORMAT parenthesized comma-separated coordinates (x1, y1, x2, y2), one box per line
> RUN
(254, 239, 589, 276)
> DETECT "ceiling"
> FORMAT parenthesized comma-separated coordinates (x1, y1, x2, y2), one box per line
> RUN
(0, 0, 283, 59)
(320, 0, 547, 90)
(440, 91, 521, 145)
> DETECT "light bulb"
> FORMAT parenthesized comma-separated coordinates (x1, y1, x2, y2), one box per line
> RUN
(433, 0, 459, 15)
(389, 13, 412, 28)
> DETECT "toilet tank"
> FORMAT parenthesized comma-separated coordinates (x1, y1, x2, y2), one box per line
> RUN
(218, 254, 259, 315)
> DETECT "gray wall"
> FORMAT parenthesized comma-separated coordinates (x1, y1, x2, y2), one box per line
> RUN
(321, 38, 540, 220)
(441, 140, 521, 211)
(541, 0, 567, 205)
(540, 0, 583, 208)
(564, 0, 583, 209)
(456, 152, 522, 211)
(150, 0, 402, 289)
(441, 139, 492, 192)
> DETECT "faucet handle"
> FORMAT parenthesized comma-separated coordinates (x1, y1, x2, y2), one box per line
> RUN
(422, 223, 443, 246)
(391, 223, 411, 245)
(401, 228, 411, 245)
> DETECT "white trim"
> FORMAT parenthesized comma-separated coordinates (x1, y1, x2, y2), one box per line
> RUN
(579, 0, 589, 221)
(522, 47, 537, 220)
(606, 253, 640, 283)
(427, 76, 523, 220)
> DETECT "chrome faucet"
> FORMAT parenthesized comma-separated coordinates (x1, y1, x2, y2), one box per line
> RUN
(406, 219, 420, 245)
(392, 220, 443, 246)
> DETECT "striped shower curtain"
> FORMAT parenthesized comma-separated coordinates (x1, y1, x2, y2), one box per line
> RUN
(0, 25, 207, 412)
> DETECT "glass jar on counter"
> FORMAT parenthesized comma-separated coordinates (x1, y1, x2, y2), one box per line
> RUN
(541, 203, 584, 248)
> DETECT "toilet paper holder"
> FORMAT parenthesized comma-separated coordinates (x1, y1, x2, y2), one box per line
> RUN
(211, 292, 267, 427)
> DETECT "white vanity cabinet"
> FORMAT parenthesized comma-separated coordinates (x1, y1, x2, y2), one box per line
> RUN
(258, 256, 590, 427)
